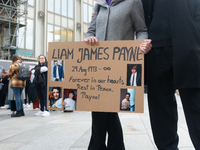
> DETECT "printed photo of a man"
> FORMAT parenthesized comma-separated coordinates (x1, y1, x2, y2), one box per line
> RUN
(127, 64, 141, 86)
(51, 60, 64, 81)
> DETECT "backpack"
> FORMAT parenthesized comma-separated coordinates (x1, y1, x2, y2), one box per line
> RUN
(16, 62, 30, 80)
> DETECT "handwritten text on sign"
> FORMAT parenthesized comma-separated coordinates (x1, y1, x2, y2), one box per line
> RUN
(48, 41, 144, 113)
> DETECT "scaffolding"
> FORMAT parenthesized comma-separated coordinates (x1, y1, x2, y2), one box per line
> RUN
(0, 0, 28, 60)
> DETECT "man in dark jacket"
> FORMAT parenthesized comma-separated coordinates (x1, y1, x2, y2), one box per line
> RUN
(127, 64, 141, 86)
(53, 60, 64, 81)
(142, 0, 200, 149)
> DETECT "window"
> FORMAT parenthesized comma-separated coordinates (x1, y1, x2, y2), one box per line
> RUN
(55, 0, 61, 14)
(28, 6, 34, 19)
(68, 0, 74, 18)
(62, 0, 67, 16)
(26, 19, 34, 49)
(83, 3, 93, 23)
(61, 28, 67, 42)
(68, 19, 73, 29)
(48, 0, 54, 12)
(68, 30, 73, 41)
(55, 26, 61, 42)
(28, 0, 34, 6)
(88, 5, 93, 23)
(18, 27, 25, 48)
(47, 0, 75, 52)
(47, 24, 53, 51)
(83, 3, 88, 23)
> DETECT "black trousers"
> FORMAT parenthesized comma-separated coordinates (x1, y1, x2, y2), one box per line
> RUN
(146, 47, 200, 150)
(36, 84, 47, 111)
(0, 90, 6, 106)
(88, 112, 125, 150)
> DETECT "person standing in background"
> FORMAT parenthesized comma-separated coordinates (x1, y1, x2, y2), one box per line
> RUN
(8, 55, 26, 117)
(34, 54, 50, 117)
(29, 68, 40, 110)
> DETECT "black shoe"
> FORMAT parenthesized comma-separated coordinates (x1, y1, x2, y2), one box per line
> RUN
(20, 109, 25, 116)
(11, 111, 21, 117)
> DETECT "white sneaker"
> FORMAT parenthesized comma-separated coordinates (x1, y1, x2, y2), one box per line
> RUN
(42, 111, 50, 117)
(35, 111, 43, 116)
(0, 106, 6, 109)
(8, 111, 14, 115)
(26, 104, 31, 108)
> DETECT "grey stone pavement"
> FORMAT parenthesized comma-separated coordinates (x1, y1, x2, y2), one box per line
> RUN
(0, 94, 195, 150)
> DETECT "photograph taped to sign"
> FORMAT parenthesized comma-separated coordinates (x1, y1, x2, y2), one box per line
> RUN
(47, 40, 144, 113)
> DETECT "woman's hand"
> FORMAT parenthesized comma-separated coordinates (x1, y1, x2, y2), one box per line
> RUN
(140, 39, 152, 54)
(91, 12, 95, 20)
(84, 37, 99, 46)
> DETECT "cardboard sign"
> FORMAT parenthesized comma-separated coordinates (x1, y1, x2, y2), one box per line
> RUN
(47, 40, 144, 113)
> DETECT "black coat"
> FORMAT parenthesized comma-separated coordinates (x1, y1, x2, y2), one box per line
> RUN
(143, 0, 200, 88)
(34, 63, 48, 87)
(1, 75, 9, 93)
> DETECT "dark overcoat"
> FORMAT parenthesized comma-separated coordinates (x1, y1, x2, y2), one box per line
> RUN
(142, 0, 200, 89)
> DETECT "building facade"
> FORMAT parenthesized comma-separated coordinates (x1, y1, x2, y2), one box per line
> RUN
(0, 0, 97, 60)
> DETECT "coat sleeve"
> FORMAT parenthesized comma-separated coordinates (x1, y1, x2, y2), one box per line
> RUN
(53, 66, 56, 78)
(2, 76, 8, 84)
(61, 66, 64, 78)
(195, 0, 200, 22)
(132, 0, 148, 40)
(8, 64, 16, 79)
(85, 4, 99, 40)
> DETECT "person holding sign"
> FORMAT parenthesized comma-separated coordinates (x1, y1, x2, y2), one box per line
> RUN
(142, 0, 200, 149)
(85, 0, 152, 149)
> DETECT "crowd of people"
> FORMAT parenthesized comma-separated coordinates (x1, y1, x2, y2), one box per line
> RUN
(0, 54, 76, 117)
(0, 54, 50, 117)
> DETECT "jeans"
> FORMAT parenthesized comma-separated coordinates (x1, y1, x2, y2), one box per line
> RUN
(55, 78, 61, 81)
(12, 87, 23, 111)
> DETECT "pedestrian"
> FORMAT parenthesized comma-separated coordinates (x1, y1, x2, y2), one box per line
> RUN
(24, 79, 31, 107)
(142, 0, 200, 149)
(85, 0, 151, 149)
(29, 68, 40, 110)
(0, 69, 7, 108)
(8, 55, 26, 117)
(34, 54, 50, 117)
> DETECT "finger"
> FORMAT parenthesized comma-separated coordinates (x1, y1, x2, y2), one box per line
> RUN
(91, 12, 95, 19)
(144, 39, 152, 43)
(84, 39, 89, 45)
(140, 45, 148, 54)
(88, 38, 92, 45)
(94, 37, 99, 45)
(91, 37, 95, 46)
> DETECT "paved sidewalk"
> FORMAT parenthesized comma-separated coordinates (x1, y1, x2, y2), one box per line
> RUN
(0, 94, 195, 150)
